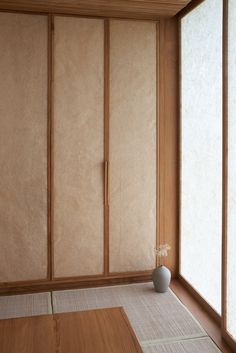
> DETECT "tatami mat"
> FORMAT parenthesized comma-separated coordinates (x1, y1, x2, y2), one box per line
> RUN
(52, 282, 206, 342)
(0, 292, 52, 319)
(0, 284, 222, 353)
(142, 337, 221, 353)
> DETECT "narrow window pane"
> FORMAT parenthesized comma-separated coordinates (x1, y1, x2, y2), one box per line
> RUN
(227, 0, 236, 340)
(180, 0, 222, 313)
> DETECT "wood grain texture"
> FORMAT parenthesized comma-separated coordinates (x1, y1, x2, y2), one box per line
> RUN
(0, 308, 143, 353)
(109, 20, 156, 273)
(53, 16, 104, 278)
(56, 307, 143, 353)
(0, 1, 192, 19)
(158, 18, 179, 276)
(0, 12, 48, 282)
(47, 14, 53, 280)
(0, 315, 55, 353)
(0, 272, 152, 295)
(104, 19, 110, 276)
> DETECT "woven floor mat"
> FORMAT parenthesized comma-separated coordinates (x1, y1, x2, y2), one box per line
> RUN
(0, 292, 52, 319)
(52, 282, 206, 342)
(142, 337, 221, 353)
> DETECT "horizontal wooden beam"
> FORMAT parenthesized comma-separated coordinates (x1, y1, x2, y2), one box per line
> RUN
(0, 272, 154, 295)
(0, 0, 192, 19)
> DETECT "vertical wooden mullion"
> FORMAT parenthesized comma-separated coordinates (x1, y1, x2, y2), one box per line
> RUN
(47, 14, 54, 280)
(222, 0, 228, 336)
(156, 21, 160, 268)
(178, 17, 182, 278)
(104, 19, 110, 276)
(158, 20, 165, 266)
(221, 2, 236, 350)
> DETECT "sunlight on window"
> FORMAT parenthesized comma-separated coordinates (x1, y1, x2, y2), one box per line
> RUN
(180, 0, 222, 313)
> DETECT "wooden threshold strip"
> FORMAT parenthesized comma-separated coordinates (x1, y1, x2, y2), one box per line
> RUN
(170, 279, 234, 353)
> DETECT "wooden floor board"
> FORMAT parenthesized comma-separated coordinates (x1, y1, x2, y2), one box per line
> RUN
(0, 315, 55, 353)
(0, 307, 143, 353)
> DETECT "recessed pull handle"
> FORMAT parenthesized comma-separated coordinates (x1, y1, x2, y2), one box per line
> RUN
(104, 160, 109, 206)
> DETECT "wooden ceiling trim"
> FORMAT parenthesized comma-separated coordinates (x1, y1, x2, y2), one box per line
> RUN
(0, 0, 192, 19)
(177, 0, 205, 19)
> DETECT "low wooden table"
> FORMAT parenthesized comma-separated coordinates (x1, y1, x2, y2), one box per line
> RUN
(0, 307, 143, 353)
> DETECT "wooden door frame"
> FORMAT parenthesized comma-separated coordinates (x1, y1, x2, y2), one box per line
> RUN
(177, 0, 221, 324)
(222, 0, 236, 351)
(0, 9, 179, 293)
(178, 0, 236, 351)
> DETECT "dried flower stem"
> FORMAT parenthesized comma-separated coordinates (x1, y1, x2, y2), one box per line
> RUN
(154, 244, 171, 267)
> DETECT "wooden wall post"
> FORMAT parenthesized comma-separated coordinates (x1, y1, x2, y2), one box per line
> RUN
(158, 18, 179, 277)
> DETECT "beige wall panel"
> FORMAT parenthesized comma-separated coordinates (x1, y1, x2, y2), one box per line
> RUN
(109, 20, 156, 273)
(53, 17, 104, 277)
(0, 13, 48, 282)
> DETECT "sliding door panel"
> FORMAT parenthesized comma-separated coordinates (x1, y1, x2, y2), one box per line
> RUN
(0, 13, 48, 282)
(180, 0, 222, 313)
(109, 20, 156, 273)
(53, 17, 104, 277)
(226, 0, 236, 340)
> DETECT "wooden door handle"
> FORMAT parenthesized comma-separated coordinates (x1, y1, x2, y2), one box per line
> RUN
(104, 160, 109, 206)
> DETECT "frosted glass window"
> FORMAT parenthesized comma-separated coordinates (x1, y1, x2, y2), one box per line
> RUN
(180, 0, 222, 313)
(227, 0, 236, 340)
